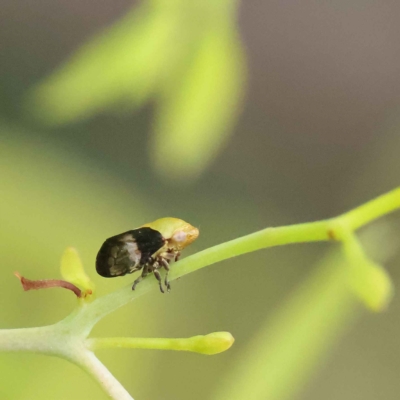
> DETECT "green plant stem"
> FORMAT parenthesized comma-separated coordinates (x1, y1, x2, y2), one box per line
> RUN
(72, 220, 333, 329)
(75, 350, 134, 400)
(88, 337, 201, 352)
(0, 324, 134, 400)
(86, 332, 234, 354)
(0, 326, 54, 353)
(73, 187, 400, 328)
(340, 188, 400, 230)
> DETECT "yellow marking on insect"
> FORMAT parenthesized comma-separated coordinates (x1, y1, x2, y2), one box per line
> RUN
(141, 217, 199, 251)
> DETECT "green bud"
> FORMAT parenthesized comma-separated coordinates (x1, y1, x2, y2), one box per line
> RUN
(189, 332, 235, 355)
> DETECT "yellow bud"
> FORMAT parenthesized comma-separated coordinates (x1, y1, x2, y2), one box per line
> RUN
(189, 332, 235, 355)
(60, 247, 95, 299)
(347, 260, 393, 312)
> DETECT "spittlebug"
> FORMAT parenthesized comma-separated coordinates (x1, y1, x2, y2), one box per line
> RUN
(96, 218, 199, 293)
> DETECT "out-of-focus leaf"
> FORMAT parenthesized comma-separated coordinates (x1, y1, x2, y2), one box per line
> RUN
(27, 3, 181, 124)
(151, 23, 246, 180)
(26, 0, 246, 181)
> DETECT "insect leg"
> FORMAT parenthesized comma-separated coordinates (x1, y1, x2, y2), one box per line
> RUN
(174, 252, 181, 262)
(160, 258, 171, 292)
(132, 264, 149, 290)
(152, 268, 164, 293)
(128, 263, 142, 274)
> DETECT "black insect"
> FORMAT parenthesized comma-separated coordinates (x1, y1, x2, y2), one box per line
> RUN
(96, 218, 199, 293)
(96, 227, 166, 288)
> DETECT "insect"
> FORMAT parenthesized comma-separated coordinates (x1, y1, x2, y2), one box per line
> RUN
(96, 218, 199, 293)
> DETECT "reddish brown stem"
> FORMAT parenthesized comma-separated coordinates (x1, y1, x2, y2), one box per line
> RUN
(14, 272, 85, 298)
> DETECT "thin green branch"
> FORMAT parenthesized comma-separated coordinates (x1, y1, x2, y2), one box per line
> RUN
(0, 325, 134, 400)
(0, 326, 53, 353)
(74, 350, 134, 400)
(86, 332, 234, 355)
(88, 336, 189, 351)
(71, 187, 400, 330)
(339, 187, 400, 230)
(73, 220, 333, 329)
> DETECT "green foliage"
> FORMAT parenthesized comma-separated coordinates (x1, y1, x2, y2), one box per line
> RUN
(27, 0, 245, 181)
(4, 1, 400, 398)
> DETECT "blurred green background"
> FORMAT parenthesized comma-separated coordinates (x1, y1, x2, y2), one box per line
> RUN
(1, 1, 400, 399)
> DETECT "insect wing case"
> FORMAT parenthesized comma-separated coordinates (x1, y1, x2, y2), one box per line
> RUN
(96, 227, 165, 277)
